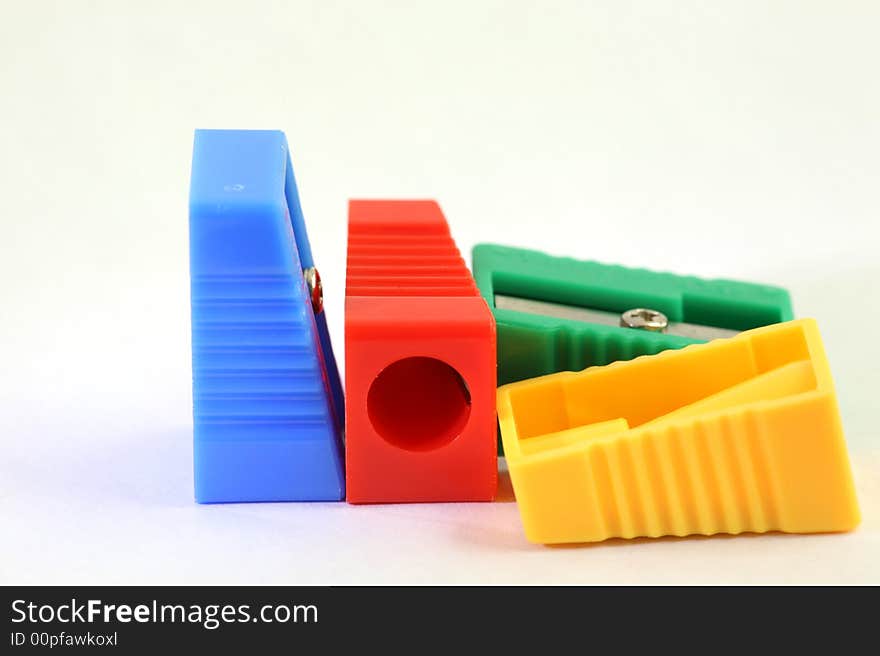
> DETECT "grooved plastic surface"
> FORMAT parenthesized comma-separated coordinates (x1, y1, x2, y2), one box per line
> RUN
(189, 129, 345, 503)
(497, 319, 860, 544)
(347, 201, 480, 297)
(345, 200, 497, 503)
(473, 244, 794, 385)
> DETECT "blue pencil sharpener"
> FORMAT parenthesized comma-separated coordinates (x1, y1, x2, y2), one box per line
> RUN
(189, 129, 345, 502)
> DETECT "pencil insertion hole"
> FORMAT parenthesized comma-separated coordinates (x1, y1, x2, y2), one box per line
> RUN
(367, 357, 471, 452)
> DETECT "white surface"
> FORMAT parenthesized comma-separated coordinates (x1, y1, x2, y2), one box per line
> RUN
(1, 1, 878, 584)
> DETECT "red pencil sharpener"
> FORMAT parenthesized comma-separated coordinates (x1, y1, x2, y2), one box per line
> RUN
(345, 200, 497, 503)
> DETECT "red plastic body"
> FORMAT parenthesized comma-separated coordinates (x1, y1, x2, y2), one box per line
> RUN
(345, 200, 497, 503)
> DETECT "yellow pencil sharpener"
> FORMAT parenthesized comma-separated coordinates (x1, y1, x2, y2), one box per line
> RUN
(497, 318, 860, 545)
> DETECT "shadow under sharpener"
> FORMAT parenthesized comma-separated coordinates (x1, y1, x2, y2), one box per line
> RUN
(498, 319, 861, 544)
(345, 200, 497, 504)
(189, 129, 345, 503)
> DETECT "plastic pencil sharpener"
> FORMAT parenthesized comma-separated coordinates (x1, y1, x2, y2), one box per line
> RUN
(473, 244, 795, 386)
(497, 318, 860, 544)
(345, 200, 497, 504)
(189, 129, 345, 503)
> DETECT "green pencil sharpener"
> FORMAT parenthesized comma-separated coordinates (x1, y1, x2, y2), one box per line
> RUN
(472, 244, 794, 452)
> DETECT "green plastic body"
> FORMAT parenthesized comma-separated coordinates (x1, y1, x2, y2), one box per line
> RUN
(473, 242, 794, 389)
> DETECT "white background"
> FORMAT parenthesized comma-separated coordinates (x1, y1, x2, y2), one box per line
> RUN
(1, 1, 878, 584)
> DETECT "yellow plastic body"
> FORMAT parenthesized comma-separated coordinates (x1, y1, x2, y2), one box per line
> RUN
(497, 319, 861, 544)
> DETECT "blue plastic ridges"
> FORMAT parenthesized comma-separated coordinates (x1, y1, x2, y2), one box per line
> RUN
(189, 129, 345, 502)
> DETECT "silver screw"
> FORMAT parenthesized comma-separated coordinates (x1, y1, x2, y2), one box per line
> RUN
(304, 267, 323, 314)
(620, 308, 668, 332)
